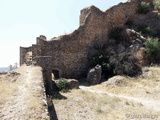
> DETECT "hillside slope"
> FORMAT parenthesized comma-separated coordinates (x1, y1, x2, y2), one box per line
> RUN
(53, 66, 160, 120)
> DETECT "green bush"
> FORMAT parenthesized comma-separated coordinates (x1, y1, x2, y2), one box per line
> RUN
(145, 37, 160, 62)
(91, 54, 114, 77)
(57, 78, 68, 91)
(137, 24, 152, 35)
(138, 2, 150, 14)
(153, 0, 160, 10)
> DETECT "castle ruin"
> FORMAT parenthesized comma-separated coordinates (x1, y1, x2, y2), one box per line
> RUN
(20, 0, 154, 81)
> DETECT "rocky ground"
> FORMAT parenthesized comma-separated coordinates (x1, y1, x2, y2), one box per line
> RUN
(0, 65, 49, 120)
(53, 66, 160, 120)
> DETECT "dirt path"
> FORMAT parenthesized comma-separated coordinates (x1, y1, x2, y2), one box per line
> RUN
(0, 66, 49, 120)
(79, 86, 160, 111)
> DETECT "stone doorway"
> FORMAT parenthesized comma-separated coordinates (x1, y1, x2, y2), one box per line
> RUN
(52, 69, 60, 79)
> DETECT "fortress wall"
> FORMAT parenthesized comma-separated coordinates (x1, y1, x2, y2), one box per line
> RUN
(20, 46, 32, 65)
(38, 30, 89, 78)
(36, 37, 47, 45)
(20, 45, 43, 66)
(81, 0, 140, 37)
(20, 0, 152, 79)
(32, 44, 43, 59)
(36, 0, 142, 79)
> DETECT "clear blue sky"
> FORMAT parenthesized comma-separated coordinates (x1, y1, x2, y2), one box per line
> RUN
(0, 0, 125, 67)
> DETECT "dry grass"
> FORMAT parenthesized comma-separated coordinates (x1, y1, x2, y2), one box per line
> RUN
(0, 65, 49, 120)
(53, 66, 160, 120)
(25, 95, 48, 119)
(0, 78, 17, 108)
(54, 88, 160, 120)
(15, 64, 27, 73)
(91, 66, 160, 100)
(21, 66, 48, 119)
(1, 65, 160, 120)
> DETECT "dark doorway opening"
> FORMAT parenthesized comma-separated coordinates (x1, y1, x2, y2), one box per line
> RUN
(52, 69, 60, 79)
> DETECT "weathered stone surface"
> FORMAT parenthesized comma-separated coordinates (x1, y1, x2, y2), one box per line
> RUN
(107, 75, 126, 86)
(86, 65, 102, 85)
(126, 29, 147, 44)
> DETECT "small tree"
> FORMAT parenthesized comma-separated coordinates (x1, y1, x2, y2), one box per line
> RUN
(9, 62, 18, 70)
(90, 53, 115, 77)
(108, 27, 124, 44)
(138, 2, 150, 14)
(145, 37, 160, 62)
(137, 24, 152, 35)
(125, 20, 133, 28)
(14, 63, 18, 69)
(57, 78, 68, 91)
(153, 0, 160, 10)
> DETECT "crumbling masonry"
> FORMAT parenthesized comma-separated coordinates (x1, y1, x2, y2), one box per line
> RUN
(20, 0, 153, 81)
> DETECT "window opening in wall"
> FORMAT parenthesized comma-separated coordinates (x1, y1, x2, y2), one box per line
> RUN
(52, 69, 60, 79)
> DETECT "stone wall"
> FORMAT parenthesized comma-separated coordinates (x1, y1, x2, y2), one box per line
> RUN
(20, 0, 153, 79)
(20, 46, 32, 65)
(33, 56, 53, 93)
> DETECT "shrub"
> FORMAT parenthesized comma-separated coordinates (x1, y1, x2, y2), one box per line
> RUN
(108, 27, 124, 44)
(90, 46, 142, 77)
(138, 2, 150, 14)
(109, 51, 142, 76)
(91, 54, 114, 77)
(137, 24, 152, 35)
(145, 37, 160, 62)
(125, 20, 133, 28)
(57, 78, 68, 91)
(153, 0, 160, 10)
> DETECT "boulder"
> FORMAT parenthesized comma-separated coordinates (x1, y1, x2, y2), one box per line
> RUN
(86, 64, 102, 85)
(107, 75, 126, 86)
(136, 47, 149, 65)
(54, 79, 79, 90)
(67, 79, 79, 89)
